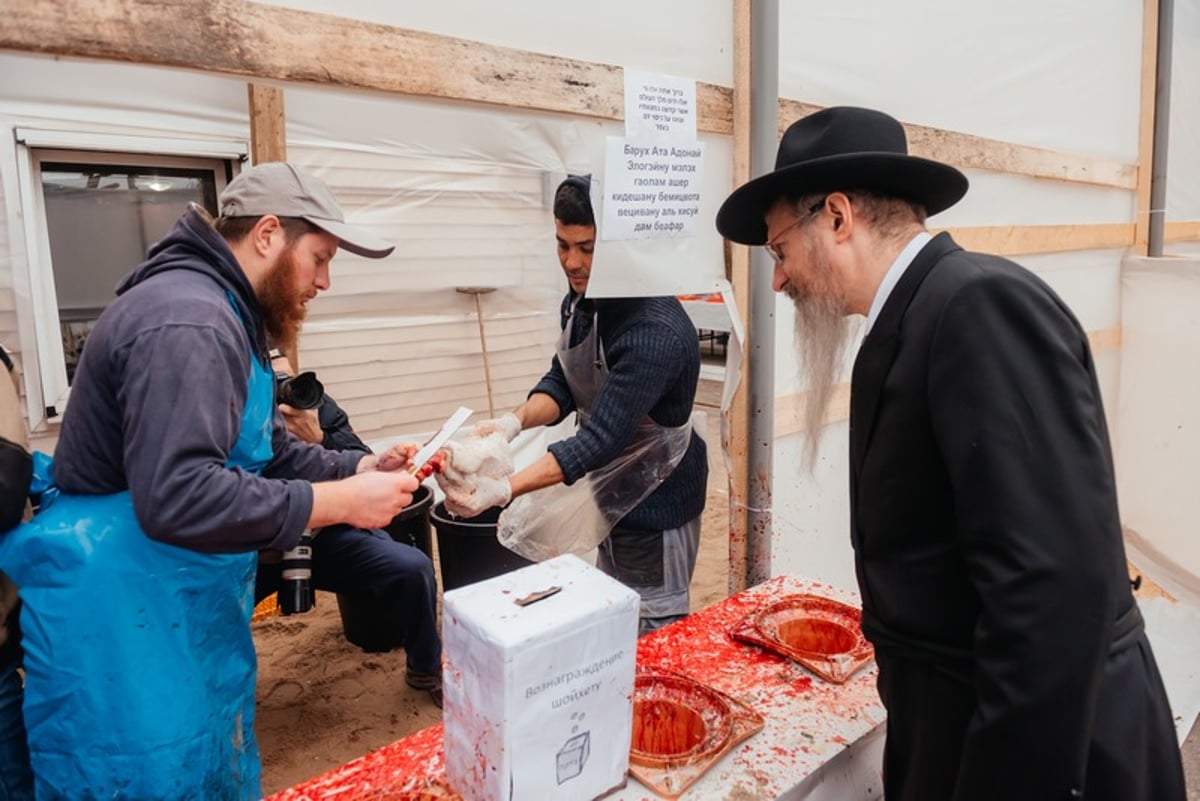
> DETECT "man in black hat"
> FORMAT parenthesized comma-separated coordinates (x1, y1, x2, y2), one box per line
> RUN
(717, 106, 1185, 801)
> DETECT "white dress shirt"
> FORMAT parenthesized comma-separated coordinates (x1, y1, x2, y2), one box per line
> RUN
(864, 231, 933, 335)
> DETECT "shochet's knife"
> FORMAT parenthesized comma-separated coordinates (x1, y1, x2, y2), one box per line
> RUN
(406, 405, 473, 476)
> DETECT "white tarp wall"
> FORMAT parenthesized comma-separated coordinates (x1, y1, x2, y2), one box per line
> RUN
(1116, 0, 1200, 600)
(0, 0, 733, 451)
(1165, 0, 1200, 256)
(1118, 255, 1200, 599)
(1, 0, 1198, 766)
(2, 0, 1198, 596)
(769, 0, 1141, 591)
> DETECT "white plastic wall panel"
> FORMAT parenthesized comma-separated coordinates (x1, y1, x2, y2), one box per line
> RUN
(1, 53, 717, 445)
(1017, 249, 1124, 331)
(933, 171, 1136, 229)
(1166, 0, 1200, 221)
(779, 1, 1144, 160)
(768, 3, 1143, 583)
(1116, 255, 1200, 595)
(771, 422, 857, 594)
(0, 54, 250, 139)
(279, 83, 721, 439)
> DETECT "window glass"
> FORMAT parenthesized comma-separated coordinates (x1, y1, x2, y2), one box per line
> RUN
(39, 163, 218, 382)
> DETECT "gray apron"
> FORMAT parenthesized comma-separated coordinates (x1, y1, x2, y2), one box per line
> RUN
(497, 303, 691, 562)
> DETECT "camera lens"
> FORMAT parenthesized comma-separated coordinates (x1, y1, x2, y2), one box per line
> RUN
(278, 531, 314, 615)
(275, 371, 324, 410)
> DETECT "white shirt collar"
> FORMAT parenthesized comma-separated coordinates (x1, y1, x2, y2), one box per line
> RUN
(864, 231, 933, 334)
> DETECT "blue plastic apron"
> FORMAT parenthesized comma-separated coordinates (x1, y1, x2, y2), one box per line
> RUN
(0, 340, 274, 800)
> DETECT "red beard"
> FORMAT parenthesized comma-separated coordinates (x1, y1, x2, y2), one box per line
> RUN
(258, 245, 307, 344)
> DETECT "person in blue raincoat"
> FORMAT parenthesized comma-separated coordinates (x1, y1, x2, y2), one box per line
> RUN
(0, 162, 421, 800)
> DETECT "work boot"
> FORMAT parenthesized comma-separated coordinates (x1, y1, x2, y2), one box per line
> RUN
(405, 667, 443, 709)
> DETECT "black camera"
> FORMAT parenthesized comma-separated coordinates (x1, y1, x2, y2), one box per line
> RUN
(278, 531, 315, 615)
(274, 370, 324, 410)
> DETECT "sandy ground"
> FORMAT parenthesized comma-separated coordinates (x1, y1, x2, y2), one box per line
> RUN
(254, 402, 731, 794)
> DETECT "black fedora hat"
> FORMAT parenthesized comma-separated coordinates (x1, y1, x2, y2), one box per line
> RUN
(716, 106, 968, 245)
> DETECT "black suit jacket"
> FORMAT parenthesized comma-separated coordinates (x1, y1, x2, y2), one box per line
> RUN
(848, 233, 1183, 801)
(317, 394, 370, 455)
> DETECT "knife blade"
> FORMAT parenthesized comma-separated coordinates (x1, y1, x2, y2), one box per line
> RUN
(406, 405, 473, 476)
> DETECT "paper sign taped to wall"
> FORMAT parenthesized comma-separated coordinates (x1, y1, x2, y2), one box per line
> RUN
(600, 136, 705, 241)
(624, 69, 696, 139)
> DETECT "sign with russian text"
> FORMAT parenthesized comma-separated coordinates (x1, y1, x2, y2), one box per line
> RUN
(600, 137, 705, 240)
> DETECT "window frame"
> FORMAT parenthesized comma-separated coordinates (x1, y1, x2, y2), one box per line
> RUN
(10, 129, 246, 428)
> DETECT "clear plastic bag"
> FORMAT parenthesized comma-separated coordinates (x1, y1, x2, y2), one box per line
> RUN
(497, 419, 691, 561)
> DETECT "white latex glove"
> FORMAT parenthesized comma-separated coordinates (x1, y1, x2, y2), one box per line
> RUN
(470, 412, 522, 443)
(441, 473, 512, 519)
(435, 434, 516, 517)
(439, 434, 514, 483)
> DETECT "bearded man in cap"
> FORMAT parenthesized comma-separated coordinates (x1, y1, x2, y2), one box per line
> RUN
(717, 107, 1185, 801)
(0, 162, 423, 800)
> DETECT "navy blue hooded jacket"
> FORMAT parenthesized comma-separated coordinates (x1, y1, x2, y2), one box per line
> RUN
(52, 206, 361, 553)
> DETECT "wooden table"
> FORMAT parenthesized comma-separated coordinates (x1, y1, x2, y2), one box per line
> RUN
(268, 575, 887, 801)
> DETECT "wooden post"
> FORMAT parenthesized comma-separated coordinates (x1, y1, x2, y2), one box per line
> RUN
(248, 83, 287, 165)
(246, 83, 293, 364)
(725, 0, 752, 595)
(1134, 0, 1160, 255)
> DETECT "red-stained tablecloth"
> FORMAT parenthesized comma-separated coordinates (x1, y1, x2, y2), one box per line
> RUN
(268, 575, 886, 801)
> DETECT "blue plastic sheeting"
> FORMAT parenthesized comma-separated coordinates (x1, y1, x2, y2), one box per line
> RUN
(0, 492, 260, 800)
(0, 347, 275, 799)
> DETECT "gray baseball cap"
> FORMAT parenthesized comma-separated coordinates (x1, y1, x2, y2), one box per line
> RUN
(218, 161, 395, 259)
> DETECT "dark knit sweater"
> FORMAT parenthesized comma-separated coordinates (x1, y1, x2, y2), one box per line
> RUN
(533, 294, 708, 531)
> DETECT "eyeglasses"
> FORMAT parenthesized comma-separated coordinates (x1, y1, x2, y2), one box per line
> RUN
(764, 197, 827, 264)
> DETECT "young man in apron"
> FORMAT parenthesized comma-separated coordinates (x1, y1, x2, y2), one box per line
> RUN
(0, 163, 422, 799)
(439, 176, 708, 635)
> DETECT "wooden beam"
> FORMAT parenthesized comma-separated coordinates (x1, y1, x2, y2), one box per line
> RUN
(247, 84, 287, 165)
(725, 0, 752, 594)
(773, 328, 1123, 437)
(1134, 0, 1161, 254)
(0, 0, 734, 133)
(0, 0, 1136, 191)
(778, 99, 1136, 191)
(936, 223, 1135, 256)
(1165, 221, 1200, 243)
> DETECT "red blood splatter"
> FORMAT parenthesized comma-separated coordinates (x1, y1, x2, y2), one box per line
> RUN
(268, 577, 886, 800)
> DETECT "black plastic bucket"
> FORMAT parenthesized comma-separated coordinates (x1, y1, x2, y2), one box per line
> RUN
(431, 501, 535, 591)
(383, 484, 433, 557)
(337, 484, 434, 653)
